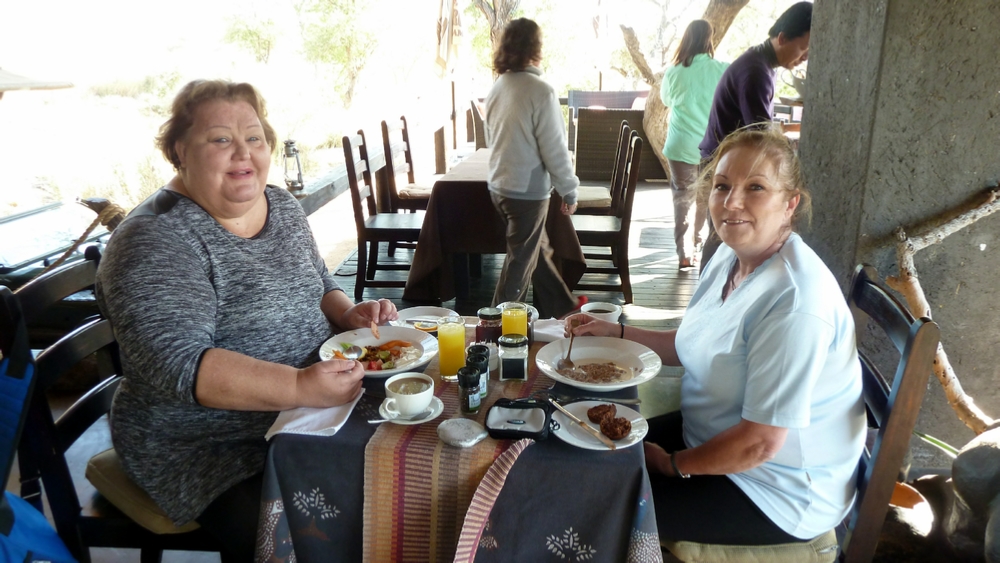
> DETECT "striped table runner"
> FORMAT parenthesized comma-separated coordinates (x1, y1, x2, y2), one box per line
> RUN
(362, 344, 552, 562)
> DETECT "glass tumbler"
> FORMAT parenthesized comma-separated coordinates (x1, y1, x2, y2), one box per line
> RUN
(437, 315, 466, 382)
(500, 302, 528, 337)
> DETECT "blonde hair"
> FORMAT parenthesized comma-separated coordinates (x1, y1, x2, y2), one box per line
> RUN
(694, 125, 812, 228)
(156, 80, 277, 170)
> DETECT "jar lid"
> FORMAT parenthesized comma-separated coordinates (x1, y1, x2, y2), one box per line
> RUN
(498, 334, 528, 347)
(477, 307, 502, 320)
(467, 344, 490, 356)
(457, 366, 481, 386)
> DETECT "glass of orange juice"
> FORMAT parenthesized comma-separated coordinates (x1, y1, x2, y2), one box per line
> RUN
(437, 316, 466, 382)
(500, 302, 528, 337)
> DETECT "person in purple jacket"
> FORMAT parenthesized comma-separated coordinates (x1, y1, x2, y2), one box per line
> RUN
(698, 1, 812, 268)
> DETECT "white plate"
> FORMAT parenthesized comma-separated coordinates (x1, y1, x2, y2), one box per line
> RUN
(551, 400, 648, 451)
(390, 306, 459, 329)
(319, 326, 439, 378)
(535, 336, 661, 392)
(378, 396, 444, 425)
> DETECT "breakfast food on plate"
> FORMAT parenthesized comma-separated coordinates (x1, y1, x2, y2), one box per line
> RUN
(587, 403, 616, 425)
(341, 340, 418, 371)
(557, 362, 633, 384)
(370, 321, 380, 340)
(600, 416, 632, 441)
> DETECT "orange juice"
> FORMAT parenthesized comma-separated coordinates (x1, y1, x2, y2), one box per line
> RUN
(437, 317, 466, 380)
(501, 306, 528, 337)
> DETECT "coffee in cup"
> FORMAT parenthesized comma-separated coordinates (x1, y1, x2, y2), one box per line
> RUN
(383, 372, 434, 418)
(581, 301, 623, 323)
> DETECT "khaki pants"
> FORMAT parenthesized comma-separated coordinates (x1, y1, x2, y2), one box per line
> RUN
(490, 193, 576, 319)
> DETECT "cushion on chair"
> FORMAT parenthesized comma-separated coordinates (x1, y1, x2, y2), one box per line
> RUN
(85, 448, 201, 534)
(576, 185, 612, 208)
(399, 183, 434, 200)
(661, 529, 838, 563)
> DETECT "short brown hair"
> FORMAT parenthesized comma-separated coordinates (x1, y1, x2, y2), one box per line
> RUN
(155, 80, 277, 170)
(695, 125, 812, 229)
(493, 18, 542, 75)
(673, 20, 715, 67)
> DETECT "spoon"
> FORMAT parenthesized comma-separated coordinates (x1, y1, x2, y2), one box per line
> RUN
(368, 407, 433, 424)
(557, 319, 581, 371)
(342, 345, 364, 360)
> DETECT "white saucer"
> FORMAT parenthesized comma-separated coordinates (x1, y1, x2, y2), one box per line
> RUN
(378, 396, 444, 425)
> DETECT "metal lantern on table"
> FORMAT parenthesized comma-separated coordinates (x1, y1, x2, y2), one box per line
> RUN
(283, 139, 304, 194)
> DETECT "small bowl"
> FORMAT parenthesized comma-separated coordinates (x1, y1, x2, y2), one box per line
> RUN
(580, 302, 622, 323)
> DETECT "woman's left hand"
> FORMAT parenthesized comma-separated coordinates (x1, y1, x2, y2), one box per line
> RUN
(643, 442, 673, 476)
(341, 299, 398, 330)
(561, 202, 578, 215)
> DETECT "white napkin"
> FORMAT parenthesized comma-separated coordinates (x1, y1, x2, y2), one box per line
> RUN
(265, 388, 365, 440)
(533, 318, 567, 342)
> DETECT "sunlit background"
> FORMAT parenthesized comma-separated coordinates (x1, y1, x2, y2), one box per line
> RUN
(0, 0, 798, 217)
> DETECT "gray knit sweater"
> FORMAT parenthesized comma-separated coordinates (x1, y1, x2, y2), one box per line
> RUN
(95, 186, 340, 524)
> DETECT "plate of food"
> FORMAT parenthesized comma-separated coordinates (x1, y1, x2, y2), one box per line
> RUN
(389, 306, 460, 333)
(550, 400, 648, 451)
(319, 326, 439, 377)
(535, 336, 661, 392)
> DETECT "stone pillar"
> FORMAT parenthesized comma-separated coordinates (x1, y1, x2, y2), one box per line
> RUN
(802, 1, 1000, 465)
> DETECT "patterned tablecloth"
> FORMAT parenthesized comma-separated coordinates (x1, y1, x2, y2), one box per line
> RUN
(255, 340, 660, 563)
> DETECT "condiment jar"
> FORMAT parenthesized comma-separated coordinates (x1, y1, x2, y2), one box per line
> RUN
(475, 307, 502, 344)
(457, 366, 482, 414)
(466, 351, 489, 399)
(498, 334, 529, 381)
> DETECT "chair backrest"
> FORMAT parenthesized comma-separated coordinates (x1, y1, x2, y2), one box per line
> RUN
(470, 100, 487, 149)
(381, 116, 417, 211)
(606, 121, 632, 215)
(617, 133, 643, 236)
(14, 249, 99, 325)
(842, 264, 939, 563)
(343, 132, 378, 231)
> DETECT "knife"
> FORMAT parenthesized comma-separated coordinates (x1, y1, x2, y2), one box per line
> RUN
(548, 398, 616, 450)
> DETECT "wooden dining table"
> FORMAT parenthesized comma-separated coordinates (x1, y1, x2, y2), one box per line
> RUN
(401, 148, 587, 307)
(254, 326, 661, 562)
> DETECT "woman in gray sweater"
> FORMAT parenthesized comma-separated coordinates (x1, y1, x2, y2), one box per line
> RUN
(95, 80, 396, 559)
(485, 18, 584, 319)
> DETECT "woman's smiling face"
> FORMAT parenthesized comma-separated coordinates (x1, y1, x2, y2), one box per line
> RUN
(709, 145, 799, 263)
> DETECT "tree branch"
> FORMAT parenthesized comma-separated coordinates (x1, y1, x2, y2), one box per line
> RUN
(620, 25, 656, 85)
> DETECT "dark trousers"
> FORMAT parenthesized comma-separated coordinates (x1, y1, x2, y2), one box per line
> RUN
(490, 193, 576, 319)
(196, 472, 264, 561)
(646, 412, 805, 545)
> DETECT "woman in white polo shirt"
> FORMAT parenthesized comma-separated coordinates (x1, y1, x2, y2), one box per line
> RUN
(569, 126, 866, 545)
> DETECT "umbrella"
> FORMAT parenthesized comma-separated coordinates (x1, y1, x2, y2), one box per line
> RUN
(0, 68, 72, 100)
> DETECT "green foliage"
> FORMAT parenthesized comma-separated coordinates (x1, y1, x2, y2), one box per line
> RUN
(90, 71, 181, 101)
(298, 0, 377, 107)
(913, 431, 959, 459)
(224, 17, 277, 63)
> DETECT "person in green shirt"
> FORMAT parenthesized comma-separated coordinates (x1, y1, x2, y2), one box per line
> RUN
(661, 20, 729, 269)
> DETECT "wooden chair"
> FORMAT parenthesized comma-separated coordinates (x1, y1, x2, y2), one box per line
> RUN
(8, 265, 229, 561)
(576, 120, 630, 216)
(470, 100, 487, 150)
(661, 264, 940, 563)
(343, 131, 423, 301)
(571, 132, 641, 303)
(381, 116, 434, 213)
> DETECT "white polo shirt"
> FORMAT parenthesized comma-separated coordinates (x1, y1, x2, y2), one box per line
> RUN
(675, 234, 866, 539)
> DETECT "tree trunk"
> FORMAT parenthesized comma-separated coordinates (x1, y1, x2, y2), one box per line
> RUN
(703, 0, 752, 49)
(472, 0, 520, 56)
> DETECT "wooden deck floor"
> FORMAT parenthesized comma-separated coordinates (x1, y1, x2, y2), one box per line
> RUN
(333, 181, 701, 332)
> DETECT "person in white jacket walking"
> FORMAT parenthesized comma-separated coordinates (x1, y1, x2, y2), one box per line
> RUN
(485, 18, 584, 319)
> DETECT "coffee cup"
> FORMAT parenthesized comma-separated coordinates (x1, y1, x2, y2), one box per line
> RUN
(383, 373, 434, 418)
(580, 301, 623, 323)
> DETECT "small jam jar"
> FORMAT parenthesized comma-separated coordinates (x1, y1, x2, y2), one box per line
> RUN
(475, 307, 503, 344)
